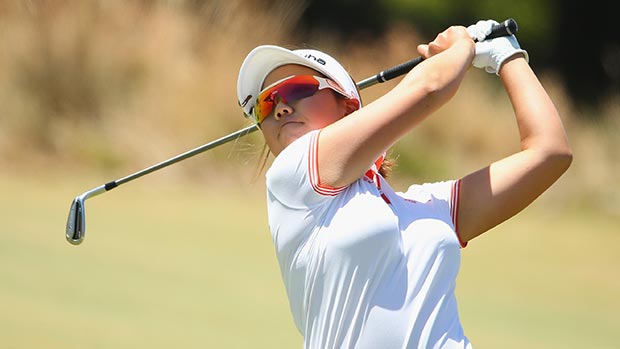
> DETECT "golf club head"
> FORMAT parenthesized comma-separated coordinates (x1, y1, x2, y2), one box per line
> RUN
(66, 197, 86, 245)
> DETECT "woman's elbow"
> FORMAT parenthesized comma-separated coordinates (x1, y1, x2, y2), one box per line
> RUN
(530, 130, 573, 174)
(529, 139, 573, 178)
(558, 150, 573, 170)
(548, 145, 573, 175)
(556, 134, 573, 168)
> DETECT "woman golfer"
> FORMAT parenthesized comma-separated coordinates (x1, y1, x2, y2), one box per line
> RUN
(236, 20, 572, 348)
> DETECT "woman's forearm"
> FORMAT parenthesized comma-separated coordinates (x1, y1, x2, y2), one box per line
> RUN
(500, 56, 572, 158)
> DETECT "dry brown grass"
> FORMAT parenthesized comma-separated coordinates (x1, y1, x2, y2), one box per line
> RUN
(0, 0, 618, 212)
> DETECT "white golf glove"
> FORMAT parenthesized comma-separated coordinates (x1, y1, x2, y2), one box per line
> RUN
(467, 19, 529, 75)
(466, 19, 495, 42)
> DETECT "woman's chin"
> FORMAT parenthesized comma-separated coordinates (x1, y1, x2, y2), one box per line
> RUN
(279, 123, 309, 144)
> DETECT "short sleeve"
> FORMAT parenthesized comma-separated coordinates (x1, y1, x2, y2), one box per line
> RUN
(401, 180, 466, 247)
(266, 130, 347, 209)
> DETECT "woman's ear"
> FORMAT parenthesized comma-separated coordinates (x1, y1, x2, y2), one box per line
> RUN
(343, 98, 360, 116)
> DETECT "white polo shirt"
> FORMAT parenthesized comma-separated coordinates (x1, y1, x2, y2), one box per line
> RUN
(266, 130, 470, 349)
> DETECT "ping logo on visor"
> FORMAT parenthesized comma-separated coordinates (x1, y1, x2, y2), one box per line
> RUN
(251, 75, 351, 125)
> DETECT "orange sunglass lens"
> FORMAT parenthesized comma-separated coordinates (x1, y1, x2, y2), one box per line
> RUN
(254, 76, 320, 123)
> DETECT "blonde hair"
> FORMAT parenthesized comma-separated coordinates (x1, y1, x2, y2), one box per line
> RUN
(378, 157, 394, 178)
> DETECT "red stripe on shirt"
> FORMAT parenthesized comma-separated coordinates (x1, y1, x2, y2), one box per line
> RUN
(451, 179, 467, 248)
(308, 131, 347, 196)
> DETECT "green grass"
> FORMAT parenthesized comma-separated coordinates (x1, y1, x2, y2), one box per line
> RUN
(458, 207, 620, 348)
(1, 174, 618, 348)
(0, 174, 300, 348)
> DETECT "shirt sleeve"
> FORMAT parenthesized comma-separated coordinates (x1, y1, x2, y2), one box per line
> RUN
(266, 130, 347, 209)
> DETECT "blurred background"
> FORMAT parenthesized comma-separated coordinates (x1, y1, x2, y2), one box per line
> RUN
(1, 0, 618, 348)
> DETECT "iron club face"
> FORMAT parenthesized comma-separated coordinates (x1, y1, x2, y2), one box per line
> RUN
(65, 185, 107, 245)
(66, 196, 85, 245)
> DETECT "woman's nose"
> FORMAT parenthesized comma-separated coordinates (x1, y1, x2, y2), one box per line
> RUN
(274, 102, 294, 120)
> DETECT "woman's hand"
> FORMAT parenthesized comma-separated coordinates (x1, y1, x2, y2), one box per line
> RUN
(417, 26, 475, 61)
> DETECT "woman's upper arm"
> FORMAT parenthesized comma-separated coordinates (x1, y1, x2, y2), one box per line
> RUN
(456, 149, 570, 243)
(456, 58, 572, 243)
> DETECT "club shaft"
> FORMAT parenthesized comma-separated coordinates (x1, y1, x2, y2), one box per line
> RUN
(108, 124, 259, 190)
(67, 18, 519, 245)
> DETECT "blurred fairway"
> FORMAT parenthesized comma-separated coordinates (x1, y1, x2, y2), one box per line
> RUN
(1, 173, 619, 349)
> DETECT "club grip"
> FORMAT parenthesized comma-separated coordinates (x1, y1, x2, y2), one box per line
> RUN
(379, 57, 424, 83)
(486, 18, 518, 41)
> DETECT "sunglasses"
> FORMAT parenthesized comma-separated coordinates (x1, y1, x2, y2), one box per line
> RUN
(251, 75, 351, 125)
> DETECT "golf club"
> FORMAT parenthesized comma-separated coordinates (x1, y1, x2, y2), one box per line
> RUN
(66, 18, 518, 245)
